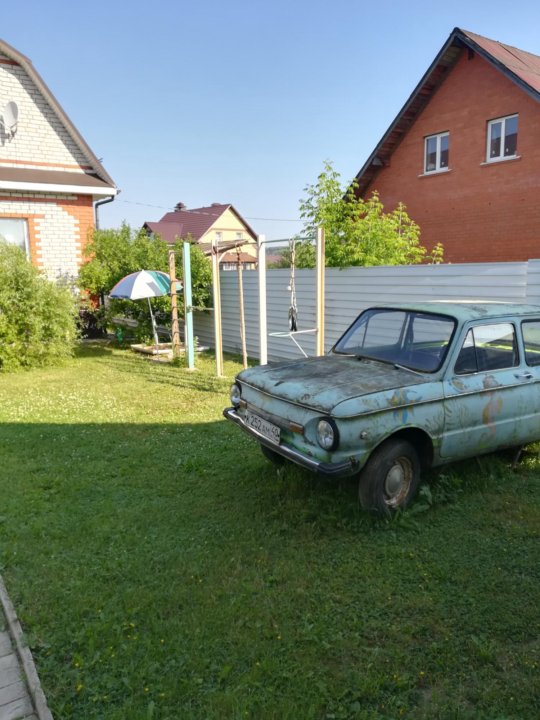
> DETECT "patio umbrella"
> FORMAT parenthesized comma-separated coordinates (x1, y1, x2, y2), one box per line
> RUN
(109, 270, 171, 345)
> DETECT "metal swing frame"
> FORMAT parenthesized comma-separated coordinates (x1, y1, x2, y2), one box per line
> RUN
(267, 238, 317, 358)
(259, 228, 325, 363)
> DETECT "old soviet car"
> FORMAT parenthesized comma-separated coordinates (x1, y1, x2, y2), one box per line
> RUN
(224, 302, 540, 514)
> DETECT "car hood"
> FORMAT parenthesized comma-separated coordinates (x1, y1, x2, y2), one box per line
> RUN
(238, 355, 432, 414)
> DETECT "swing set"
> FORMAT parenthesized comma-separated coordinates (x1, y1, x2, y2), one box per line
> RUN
(257, 228, 325, 363)
(203, 227, 325, 377)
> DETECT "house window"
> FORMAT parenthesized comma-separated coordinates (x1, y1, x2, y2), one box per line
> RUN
(487, 114, 518, 161)
(424, 132, 449, 173)
(235, 232, 243, 240)
(215, 232, 223, 243)
(0, 217, 29, 255)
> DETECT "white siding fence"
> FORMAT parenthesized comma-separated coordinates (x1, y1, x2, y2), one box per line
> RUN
(193, 260, 540, 363)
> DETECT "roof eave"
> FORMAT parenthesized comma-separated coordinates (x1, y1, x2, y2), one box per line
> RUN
(0, 38, 117, 189)
(353, 27, 464, 195)
(0, 179, 117, 197)
(352, 26, 540, 197)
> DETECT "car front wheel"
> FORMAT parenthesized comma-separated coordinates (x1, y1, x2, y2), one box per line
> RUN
(358, 438, 421, 515)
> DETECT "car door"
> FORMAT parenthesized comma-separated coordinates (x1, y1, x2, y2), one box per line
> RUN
(440, 321, 535, 459)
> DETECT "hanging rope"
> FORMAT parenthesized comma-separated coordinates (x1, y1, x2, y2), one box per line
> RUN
(287, 238, 298, 331)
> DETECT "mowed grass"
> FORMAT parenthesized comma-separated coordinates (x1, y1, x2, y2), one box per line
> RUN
(0, 342, 539, 720)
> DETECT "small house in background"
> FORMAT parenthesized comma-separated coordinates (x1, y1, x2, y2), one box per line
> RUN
(144, 202, 258, 270)
(0, 38, 117, 280)
(353, 27, 540, 263)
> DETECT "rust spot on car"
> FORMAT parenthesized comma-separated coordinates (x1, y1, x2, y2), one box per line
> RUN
(482, 394, 503, 431)
(483, 375, 502, 390)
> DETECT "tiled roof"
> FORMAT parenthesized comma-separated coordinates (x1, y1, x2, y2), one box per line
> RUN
(144, 204, 257, 244)
(353, 27, 540, 196)
(462, 29, 540, 94)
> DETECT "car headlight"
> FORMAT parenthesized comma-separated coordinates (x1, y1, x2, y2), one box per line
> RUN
(317, 418, 339, 451)
(230, 383, 242, 407)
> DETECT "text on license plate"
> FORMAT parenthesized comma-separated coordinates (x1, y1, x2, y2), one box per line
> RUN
(245, 411, 281, 444)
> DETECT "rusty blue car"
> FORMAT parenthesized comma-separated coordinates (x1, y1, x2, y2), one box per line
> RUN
(224, 302, 540, 513)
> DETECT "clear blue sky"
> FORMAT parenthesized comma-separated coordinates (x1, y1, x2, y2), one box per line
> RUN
(3, 0, 540, 240)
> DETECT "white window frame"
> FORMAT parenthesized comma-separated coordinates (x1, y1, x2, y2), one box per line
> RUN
(424, 132, 449, 174)
(486, 114, 518, 163)
(0, 217, 29, 256)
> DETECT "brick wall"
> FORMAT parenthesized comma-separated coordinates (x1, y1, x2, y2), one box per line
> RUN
(0, 55, 89, 170)
(0, 52, 97, 280)
(0, 192, 93, 280)
(363, 50, 540, 263)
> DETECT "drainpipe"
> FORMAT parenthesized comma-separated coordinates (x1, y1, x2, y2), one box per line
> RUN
(94, 194, 116, 229)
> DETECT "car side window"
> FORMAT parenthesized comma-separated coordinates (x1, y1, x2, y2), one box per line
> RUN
(522, 321, 540, 366)
(455, 323, 518, 375)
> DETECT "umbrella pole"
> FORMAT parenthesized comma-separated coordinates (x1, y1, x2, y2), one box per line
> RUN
(147, 297, 160, 349)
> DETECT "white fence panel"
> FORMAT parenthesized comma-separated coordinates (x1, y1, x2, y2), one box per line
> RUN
(193, 260, 539, 363)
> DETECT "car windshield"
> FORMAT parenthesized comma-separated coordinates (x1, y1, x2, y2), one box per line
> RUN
(332, 308, 456, 372)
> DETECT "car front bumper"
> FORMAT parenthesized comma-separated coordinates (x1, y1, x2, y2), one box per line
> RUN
(223, 407, 360, 479)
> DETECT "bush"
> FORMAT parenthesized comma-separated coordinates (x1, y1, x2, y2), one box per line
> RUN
(78, 224, 213, 342)
(0, 241, 78, 371)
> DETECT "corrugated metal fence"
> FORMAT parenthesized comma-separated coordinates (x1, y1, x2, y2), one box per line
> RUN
(193, 260, 540, 362)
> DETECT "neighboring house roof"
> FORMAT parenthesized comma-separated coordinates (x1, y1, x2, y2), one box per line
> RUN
(0, 38, 116, 193)
(144, 203, 257, 244)
(353, 27, 540, 196)
(221, 251, 257, 264)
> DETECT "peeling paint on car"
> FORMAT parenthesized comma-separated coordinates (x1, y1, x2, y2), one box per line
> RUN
(224, 302, 540, 481)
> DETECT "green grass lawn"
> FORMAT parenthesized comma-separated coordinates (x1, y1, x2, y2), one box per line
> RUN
(0, 343, 539, 720)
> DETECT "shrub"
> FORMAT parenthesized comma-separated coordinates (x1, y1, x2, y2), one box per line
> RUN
(0, 241, 78, 371)
(78, 224, 213, 342)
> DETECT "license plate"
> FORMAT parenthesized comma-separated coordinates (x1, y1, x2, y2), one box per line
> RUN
(245, 411, 281, 445)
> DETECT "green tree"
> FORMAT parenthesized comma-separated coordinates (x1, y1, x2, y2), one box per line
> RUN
(78, 224, 212, 340)
(296, 160, 443, 267)
(0, 241, 78, 371)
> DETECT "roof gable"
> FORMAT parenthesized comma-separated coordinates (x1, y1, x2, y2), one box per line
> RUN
(354, 27, 540, 196)
(0, 38, 116, 189)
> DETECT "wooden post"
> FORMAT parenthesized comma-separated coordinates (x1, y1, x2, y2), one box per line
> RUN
(182, 241, 195, 370)
(168, 249, 181, 358)
(258, 235, 267, 365)
(316, 227, 325, 356)
(212, 237, 224, 377)
(237, 248, 248, 369)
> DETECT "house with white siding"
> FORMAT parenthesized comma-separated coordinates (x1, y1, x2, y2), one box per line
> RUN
(0, 38, 117, 280)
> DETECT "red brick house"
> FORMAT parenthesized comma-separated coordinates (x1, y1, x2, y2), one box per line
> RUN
(0, 38, 117, 280)
(353, 28, 540, 263)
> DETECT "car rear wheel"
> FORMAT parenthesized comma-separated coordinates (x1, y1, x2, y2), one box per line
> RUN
(358, 438, 421, 515)
(260, 443, 285, 466)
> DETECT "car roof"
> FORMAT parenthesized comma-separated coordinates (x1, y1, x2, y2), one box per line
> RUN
(374, 301, 540, 322)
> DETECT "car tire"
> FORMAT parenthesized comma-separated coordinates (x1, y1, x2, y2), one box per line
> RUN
(358, 438, 421, 515)
(260, 444, 285, 466)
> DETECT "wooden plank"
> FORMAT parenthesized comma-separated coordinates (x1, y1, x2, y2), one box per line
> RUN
(0, 695, 34, 720)
(0, 657, 18, 675)
(0, 666, 21, 691)
(0, 681, 27, 709)
(0, 634, 12, 660)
